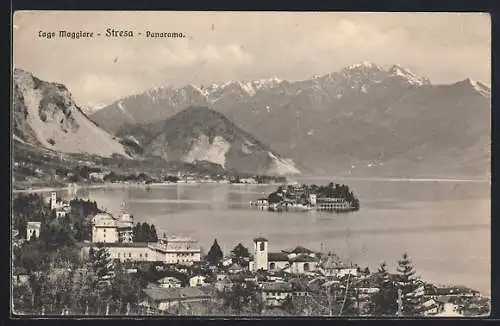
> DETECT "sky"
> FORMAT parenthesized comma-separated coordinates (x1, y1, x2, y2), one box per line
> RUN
(13, 11, 491, 107)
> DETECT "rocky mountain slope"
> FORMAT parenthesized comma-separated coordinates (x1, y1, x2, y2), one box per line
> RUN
(115, 106, 301, 176)
(91, 62, 491, 178)
(13, 69, 130, 158)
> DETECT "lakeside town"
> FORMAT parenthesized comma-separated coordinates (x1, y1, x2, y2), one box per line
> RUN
(12, 191, 489, 316)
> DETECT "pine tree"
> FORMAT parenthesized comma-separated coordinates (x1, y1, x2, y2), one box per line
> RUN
(370, 262, 398, 316)
(396, 253, 423, 316)
(206, 239, 223, 266)
(88, 245, 114, 286)
(149, 225, 158, 242)
(231, 243, 250, 261)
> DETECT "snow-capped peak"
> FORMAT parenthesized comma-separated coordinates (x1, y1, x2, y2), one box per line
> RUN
(345, 61, 384, 71)
(388, 64, 430, 86)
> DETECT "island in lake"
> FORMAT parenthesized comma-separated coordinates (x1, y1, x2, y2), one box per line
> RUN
(250, 182, 360, 213)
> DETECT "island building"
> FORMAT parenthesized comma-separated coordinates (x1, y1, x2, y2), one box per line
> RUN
(26, 221, 41, 241)
(81, 212, 201, 265)
(249, 237, 319, 274)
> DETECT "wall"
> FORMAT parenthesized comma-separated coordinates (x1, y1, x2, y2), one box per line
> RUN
(92, 226, 118, 243)
(268, 261, 289, 271)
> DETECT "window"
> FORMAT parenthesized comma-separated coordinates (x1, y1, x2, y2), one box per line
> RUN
(304, 263, 310, 272)
(269, 263, 276, 270)
(118, 253, 121, 257)
(129, 253, 132, 257)
(103, 228, 106, 233)
(140, 254, 143, 258)
(260, 242, 265, 251)
(145, 253, 148, 258)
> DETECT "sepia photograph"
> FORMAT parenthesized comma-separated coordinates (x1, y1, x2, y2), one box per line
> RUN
(11, 11, 491, 317)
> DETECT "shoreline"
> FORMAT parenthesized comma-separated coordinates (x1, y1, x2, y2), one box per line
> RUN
(13, 176, 490, 194)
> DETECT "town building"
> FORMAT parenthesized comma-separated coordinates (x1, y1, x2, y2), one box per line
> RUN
(249, 237, 320, 274)
(48, 192, 71, 218)
(26, 221, 41, 241)
(156, 276, 182, 289)
(148, 237, 202, 265)
(260, 282, 293, 307)
(91, 212, 135, 244)
(81, 215, 202, 265)
(141, 286, 213, 312)
(91, 213, 119, 243)
(315, 197, 351, 210)
(189, 275, 207, 287)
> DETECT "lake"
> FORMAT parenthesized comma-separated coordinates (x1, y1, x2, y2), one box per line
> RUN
(53, 178, 490, 295)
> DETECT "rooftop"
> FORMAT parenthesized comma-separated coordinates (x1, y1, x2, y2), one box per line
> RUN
(291, 254, 318, 263)
(283, 246, 315, 255)
(268, 252, 290, 262)
(261, 282, 293, 292)
(253, 237, 268, 242)
(79, 242, 150, 248)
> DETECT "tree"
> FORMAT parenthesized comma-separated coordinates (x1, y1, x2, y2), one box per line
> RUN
(370, 262, 398, 316)
(396, 253, 424, 316)
(149, 225, 158, 242)
(231, 243, 250, 261)
(206, 239, 223, 266)
(88, 245, 114, 286)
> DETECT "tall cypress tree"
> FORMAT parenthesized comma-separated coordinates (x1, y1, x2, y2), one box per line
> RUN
(149, 225, 158, 242)
(141, 223, 151, 242)
(206, 239, 223, 266)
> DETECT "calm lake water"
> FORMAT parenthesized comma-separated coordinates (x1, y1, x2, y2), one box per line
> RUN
(54, 178, 490, 295)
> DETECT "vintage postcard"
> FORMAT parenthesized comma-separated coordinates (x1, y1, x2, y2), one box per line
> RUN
(11, 11, 490, 317)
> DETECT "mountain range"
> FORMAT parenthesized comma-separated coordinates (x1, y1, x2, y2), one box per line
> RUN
(12, 69, 300, 176)
(90, 62, 491, 178)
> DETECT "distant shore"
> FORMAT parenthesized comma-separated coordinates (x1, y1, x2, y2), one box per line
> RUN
(12, 181, 278, 194)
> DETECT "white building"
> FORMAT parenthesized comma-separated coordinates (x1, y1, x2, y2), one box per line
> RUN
(253, 237, 269, 271)
(148, 237, 202, 265)
(156, 276, 182, 288)
(26, 221, 41, 241)
(189, 275, 207, 287)
(260, 282, 293, 307)
(117, 213, 134, 243)
(91, 213, 118, 243)
(48, 192, 71, 217)
(91, 212, 134, 244)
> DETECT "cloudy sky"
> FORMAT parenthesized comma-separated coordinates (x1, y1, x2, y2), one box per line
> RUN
(13, 11, 490, 107)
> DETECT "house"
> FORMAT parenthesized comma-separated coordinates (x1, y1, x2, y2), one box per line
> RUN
(189, 275, 207, 287)
(157, 276, 182, 288)
(260, 282, 293, 307)
(141, 286, 213, 312)
(221, 256, 233, 267)
(435, 302, 463, 317)
(89, 172, 106, 182)
(215, 278, 233, 292)
(26, 221, 41, 241)
(419, 298, 441, 316)
(318, 254, 358, 277)
(228, 263, 243, 274)
(282, 246, 316, 260)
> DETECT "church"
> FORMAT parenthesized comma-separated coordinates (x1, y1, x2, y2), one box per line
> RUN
(248, 237, 319, 274)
